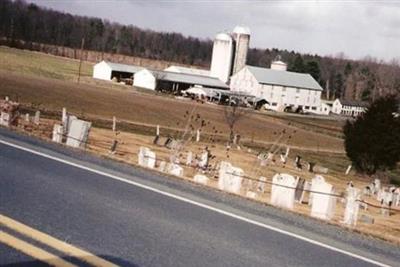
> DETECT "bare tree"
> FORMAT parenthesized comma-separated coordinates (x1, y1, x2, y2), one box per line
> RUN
(224, 104, 248, 145)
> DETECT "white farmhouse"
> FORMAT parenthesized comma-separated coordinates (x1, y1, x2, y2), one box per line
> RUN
(93, 61, 143, 81)
(331, 99, 368, 116)
(230, 62, 323, 112)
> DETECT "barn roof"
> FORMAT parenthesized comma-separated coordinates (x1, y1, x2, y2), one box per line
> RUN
(165, 66, 210, 76)
(338, 99, 369, 108)
(246, 65, 323, 91)
(102, 61, 144, 73)
(148, 70, 229, 89)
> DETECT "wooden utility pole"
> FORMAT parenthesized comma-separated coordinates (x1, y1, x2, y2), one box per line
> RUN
(77, 37, 85, 84)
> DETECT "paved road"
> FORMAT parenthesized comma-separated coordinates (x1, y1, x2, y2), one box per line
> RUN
(0, 128, 399, 267)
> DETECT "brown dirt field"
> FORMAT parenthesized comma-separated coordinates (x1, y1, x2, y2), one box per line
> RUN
(0, 70, 344, 152)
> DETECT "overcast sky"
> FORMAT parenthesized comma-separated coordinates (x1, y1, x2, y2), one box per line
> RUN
(27, 0, 400, 62)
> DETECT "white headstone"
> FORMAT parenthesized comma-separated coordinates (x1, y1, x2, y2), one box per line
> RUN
(310, 175, 336, 220)
(25, 113, 30, 122)
(138, 147, 156, 169)
(65, 119, 91, 148)
(167, 163, 183, 177)
(198, 151, 208, 168)
(156, 125, 160, 136)
(270, 173, 297, 210)
(0, 112, 10, 127)
(34, 111, 40, 125)
(52, 124, 63, 143)
(186, 151, 193, 166)
(343, 187, 360, 226)
(193, 174, 209, 185)
(218, 161, 243, 194)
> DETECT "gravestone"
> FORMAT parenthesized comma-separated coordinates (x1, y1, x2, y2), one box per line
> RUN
(66, 119, 91, 148)
(158, 161, 166, 172)
(52, 124, 63, 143)
(257, 176, 267, 192)
(343, 187, 360, 226)
(167, 163, 183, 177)
(186, 151, 193, 166)
(34, 111, 40, 125)
(138, 147, 156, 169)
(218, 161, 243, 194)
(270, 173, 297, 210)
(310, 175, 336, 220)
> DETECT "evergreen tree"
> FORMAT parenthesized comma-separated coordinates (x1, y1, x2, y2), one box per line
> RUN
(289, 54, 305, 73)
(343, 95, 400, 175)
(305, 60, 321, 82)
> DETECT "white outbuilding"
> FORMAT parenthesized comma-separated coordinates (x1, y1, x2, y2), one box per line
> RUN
(230, 63, 323, 112)
(133, 69, 229, 92)
(93, 61, 143, 81)
(331, 99, 368, 117)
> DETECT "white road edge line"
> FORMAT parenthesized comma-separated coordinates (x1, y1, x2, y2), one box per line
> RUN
(0, 138, 391, 267)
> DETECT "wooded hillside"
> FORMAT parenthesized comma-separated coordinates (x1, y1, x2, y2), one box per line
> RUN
(1, 0, 399, 101)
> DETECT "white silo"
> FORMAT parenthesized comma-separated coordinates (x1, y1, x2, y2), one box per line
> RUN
(210, 32, 234, 83)
(232, 26, 250, 74)
(271, 60, 287, 71)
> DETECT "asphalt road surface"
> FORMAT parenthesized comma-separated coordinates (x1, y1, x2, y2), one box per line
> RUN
(0, 128, 399, 267)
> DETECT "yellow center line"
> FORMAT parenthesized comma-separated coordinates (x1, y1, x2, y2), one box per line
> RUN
(0, 230, 77, 267)
(0, 214, 119, 267)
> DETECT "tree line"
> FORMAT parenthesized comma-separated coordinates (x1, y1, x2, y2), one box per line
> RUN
(1, 0, 399, 101)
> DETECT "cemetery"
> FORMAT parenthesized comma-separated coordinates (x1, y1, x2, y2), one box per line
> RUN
(0, 95, 399, 245)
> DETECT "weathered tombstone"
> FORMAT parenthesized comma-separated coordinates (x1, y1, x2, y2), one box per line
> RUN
(218, 161, 243, 194)
(25, 113, 30, 122)
(270, 173, 297, 210)
(65, 119, 91, 148)
(34, 111, 40, 125)
(295, 155, 302, 170)
(307, 162, 316, 173)
(62, 108, 68, 133)
(186, 151, 193, 166)
(198, 151, 208, 169)
(138, 147, 156, 169)
(343, 187, 360, 226)
(0, 112, 10, 127)
(310, 175, 336, 220)
(156, 125, 160, 136)
(167, 163, 183, 177)
(193, 174, 208, 185)
(52, 124, 63, 143)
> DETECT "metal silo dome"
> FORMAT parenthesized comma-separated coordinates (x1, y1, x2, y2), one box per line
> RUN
(215, 32, 232, 42)
(233, 26, 251, 35)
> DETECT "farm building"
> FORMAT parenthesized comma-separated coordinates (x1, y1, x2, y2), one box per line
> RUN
(331, 99, 368, 116)
(133, 69, 229, 92)
(93, 61, 143, 82)
(230, 61, 323, 112)
(164, 66, 210, 76)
